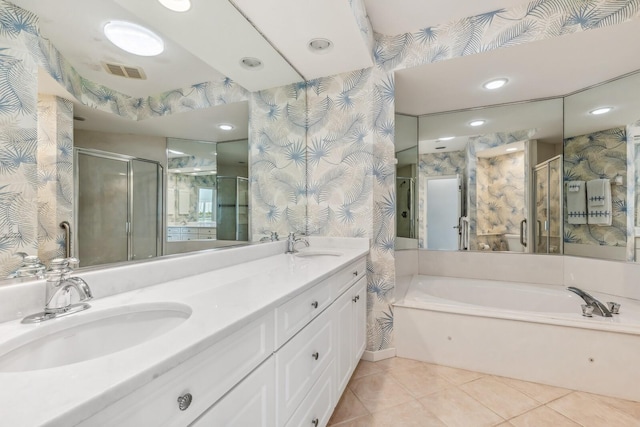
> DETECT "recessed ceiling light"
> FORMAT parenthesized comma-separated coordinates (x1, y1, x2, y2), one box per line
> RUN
(590, 107, 612, 115)
(435, 146, 446, 150)
(469, 120, 485, 127)
(158, 0, 191, 12)
(218, 124, 234, 131)
(194, 168, 201, 171)
(103, 21, 164, 56)
(175, 170, 181, 173)
(210, 171, 217, 175)
(309, 38, 333, 54)
(438, 136, 455, 141)
(191, 172, 198, 175)
(506, 147, 518, 152)
(168, 149, 184, 155)
(483, 78, 508, 90)
(240, 57, 263, 70)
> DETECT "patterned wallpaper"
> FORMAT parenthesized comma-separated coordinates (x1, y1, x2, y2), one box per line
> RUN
(564, 127, 627, 248)
(374, 0, 640, 72)
(476, 152, 526, 236)
(417, 151, 466, 249)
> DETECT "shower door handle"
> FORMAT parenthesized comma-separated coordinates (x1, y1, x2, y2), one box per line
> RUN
(520, 219, 527, 248)
(537, 220, 542, 246)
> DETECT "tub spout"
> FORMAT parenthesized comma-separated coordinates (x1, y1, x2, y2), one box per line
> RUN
(567, 287, 612, 317)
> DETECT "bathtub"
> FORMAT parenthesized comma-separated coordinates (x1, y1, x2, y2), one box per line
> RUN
(394, 275, 640, 402)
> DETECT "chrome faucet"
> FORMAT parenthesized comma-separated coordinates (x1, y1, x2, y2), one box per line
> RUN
(567, 286, 613, 317)
(22, 257, 93, 323)
(285, 232, 309, 254)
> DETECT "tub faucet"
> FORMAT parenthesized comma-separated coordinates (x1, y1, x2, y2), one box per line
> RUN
(286, 232, 309, 254)
(22, 257, 93, 323)
(567, 286, 613, 317)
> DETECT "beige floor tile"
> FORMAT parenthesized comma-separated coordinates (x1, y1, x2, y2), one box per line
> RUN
(368, 400, 447, 426)
(584, 392, 640, 419)
(548, 392, 640, 427)
(424, 363, 485, 385)
(349, 372, 415, 413)
(328, 388, 369, 426)
(375, 357, 426, 372)
(509, 406, 580, 427)
(390, 365, 453, 398)
(352, 360, 384, 379)
(330, 414, 374, 427)
(494, 376, 571, 404)
(496, 423, 515, 427)
(419, 387, 504, 427)
(460, 377, 540, 419)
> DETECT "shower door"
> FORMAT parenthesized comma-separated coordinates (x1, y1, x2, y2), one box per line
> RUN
(534, 155, 563, 254)
(216, 176, 249, 241)
(75, 149, 163, 267)
(424, 175, 462, 250)
(396, 177, 415, 238)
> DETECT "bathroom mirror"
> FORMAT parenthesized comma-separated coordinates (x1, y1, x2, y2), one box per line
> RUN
(563, 70, 640, 262)
(0, 0, 302, 280)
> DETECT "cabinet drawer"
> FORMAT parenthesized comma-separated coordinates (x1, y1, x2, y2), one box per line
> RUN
(79, 312, 275, 427)
(332, 258, 366, 297)
(183, 231, 200, 237)
(285, 362, 334, 427)
(198, 235, 215, 240)
(275, 280, 332, 348)
(191, 357, 275, 427)
(276, 307, 334, 425)
(198, 228, 216, 236)
(184, 227, 201, 233)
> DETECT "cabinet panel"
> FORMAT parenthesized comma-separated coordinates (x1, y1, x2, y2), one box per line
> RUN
(334, 288, 355, 395)
(354, 278, 367, 359)
(284, 362, 334, 427)
(79, 313, 275, 427)
(275, 280, 332, 348)
(276, 307, 334, 425)
(191, 357, 275, 427)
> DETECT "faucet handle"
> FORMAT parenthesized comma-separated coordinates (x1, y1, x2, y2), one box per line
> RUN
(271, 231, 279, 241)
(47, 257, 79, 276)
(607, 302, 621, 314)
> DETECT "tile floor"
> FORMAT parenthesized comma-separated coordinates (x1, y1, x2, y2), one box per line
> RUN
(328, 358, 640, 427)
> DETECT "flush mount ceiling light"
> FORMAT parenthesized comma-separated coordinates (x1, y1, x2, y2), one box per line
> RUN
(438, 136, 455, 141)
(483, 78, 508, 90)
(218, 123, 234, 131)
(240, 57, 263, 70)
(158, 0, 191, 12)
(308, 38, 333, 54)
(469, 120, 485, 127)
(590, 107, 612, 115)
(506, 147, 519, 152)
(104, 21, 164, 56)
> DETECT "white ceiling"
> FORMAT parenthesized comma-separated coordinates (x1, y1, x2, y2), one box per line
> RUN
(364, 0, 533, 35)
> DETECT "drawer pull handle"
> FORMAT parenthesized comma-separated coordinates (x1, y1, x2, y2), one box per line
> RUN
(177, 393, 193, 411)
(311, 301, 319, 309)
(312, 352, 319, 360)
(312, 418, 319, 426)
(353, 271, 358, 277)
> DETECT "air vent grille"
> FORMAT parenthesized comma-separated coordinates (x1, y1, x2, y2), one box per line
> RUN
(103, 62, 146, 80)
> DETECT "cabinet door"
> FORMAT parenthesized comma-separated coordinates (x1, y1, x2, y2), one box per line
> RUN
(191, 357, 275, 427)
(334, 287, 355, 397)
(353, 278, 367, 359)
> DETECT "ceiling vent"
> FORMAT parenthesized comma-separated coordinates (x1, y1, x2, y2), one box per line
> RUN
(102, 62, 147, 79)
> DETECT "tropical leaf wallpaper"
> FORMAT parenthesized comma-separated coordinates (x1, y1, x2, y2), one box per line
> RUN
(417, 151, 466, 249)
(2, 0, 640, 353)
(374, 0, 640, 72)
(564, 127, 627, 248)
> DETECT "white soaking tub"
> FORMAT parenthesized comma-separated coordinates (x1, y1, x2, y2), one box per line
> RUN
(394, 275, 640, 402)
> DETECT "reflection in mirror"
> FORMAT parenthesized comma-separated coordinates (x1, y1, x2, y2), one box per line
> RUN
(563, 71, 640, 262)
(394, 114, 418, 250)
(417, 99, 564, 253)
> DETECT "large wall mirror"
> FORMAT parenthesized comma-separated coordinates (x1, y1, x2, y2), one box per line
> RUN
(394, 21, 640, 264)
(1, 0, 303, 280)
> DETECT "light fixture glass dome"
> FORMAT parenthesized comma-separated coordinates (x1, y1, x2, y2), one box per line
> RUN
(590, 107, 612, 115)
(158, 0, 191, 12)
(218, 124, 234, 131)
(469, 120, 485, 127)
(104, 21, 164, 57)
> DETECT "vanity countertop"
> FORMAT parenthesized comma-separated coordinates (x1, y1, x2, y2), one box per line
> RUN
(0, 238, 368, 426)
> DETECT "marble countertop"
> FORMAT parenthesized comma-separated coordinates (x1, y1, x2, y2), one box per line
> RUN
(0, 238, 368, 426)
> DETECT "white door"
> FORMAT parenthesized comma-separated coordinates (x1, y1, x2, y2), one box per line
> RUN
(425, 175, 461, 250)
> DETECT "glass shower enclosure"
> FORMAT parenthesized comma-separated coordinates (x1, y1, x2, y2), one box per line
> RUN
(75, 149, 163, 267)
(216, 176, 249, 241)
(534, 155, 563, 254)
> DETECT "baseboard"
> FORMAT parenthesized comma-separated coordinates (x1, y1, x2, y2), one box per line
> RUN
(361, 348, 396, 362)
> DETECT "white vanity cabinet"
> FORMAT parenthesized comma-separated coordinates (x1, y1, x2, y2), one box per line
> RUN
(334, 276, 367, 397)
(74, 255, 367, 427)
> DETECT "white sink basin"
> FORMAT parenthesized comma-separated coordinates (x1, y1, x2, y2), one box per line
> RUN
(294, 250, 343, 258)
(0, 302, 191, 372)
